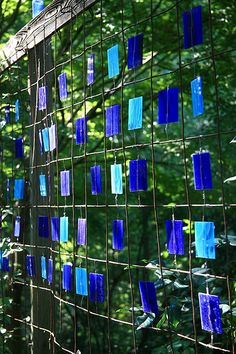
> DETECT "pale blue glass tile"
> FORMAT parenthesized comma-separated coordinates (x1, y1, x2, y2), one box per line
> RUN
(39, 174, 47, 197)
(191, 76, 204, 117)
(128, 96, 143, 130)
(41, 256, 47, 279)
(15, 99, 20, 122)
(195, 221, 215, 259)
(107, 44, 119, 79)
(75, 267, 88, 296)
(111, 164, 123, 194)
(60, 216, 68, 243)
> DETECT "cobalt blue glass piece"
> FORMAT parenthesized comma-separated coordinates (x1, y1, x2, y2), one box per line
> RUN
(182, 6, 203, 49)
(139, 281, 159, 314)
(158, 88, 179, 124)
(39, 130, 43, 154)
(77, 218, 86, 245)
(32, 0, 44, 18)
(5, 105, 10, 123)
(2, 256, 9, 272)
(62, 263, 72, 291)
(0, 251, 2, 270)
(60, 170, 70, 197)
(39, 174, 47, 197)
(14, 216, 21, 238)
(90, 166, 102, 195)
(195, 221, 215, 259)
(107, 44, 119, 79)
(128, 33, 143, 69)
(111, 164, 123, 194)
(58, 72, 68, 100)
(15, 138, 24, 158)
(14, 179, 24, 200)
(128, 96, 143, 130)
(129, 159, 148, 192)
(105, 105, 120, 137)
(51, 217, 59, 241)
(87, 54, 95, 85)
(48, 259, 53, 284)
(199, 293, 222, 334)
(38, 216, 49, 238)
(112, 220, 124, 251)
(15, 99, 20, 122)
(76, 267, 88, 296)
(38, 86, 47, 110)
(192, 152, 213, 190)
(60, 216, 68, 243)
(191, 76, 204, 117)
(49, 124, 56, 151)
(166, 220, 184, 255)
(26, 255, 36, 277)
(76, 117, 88, 145)
(41, 256, 47, 279)
(89, 273, 105, 303)
(42, 127, 49, 152)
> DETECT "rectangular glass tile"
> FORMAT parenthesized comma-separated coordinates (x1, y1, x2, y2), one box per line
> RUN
(42, 127, 49, 152)
(75, 267, 88, 296)
(139, 281, 159, 314)
(60, 216, 68, 243)
(48, 259, 53, 284)
(77, 218, 86, 245)
(38, 216, 49, 238)
(14, 179, 24, 200)
(41, 256, 47, 280)
(107, 44, 119, 79)
(89, 273, 105, 303)
(76, 117, 88, 144)
(195, 221, 215, 259)
(158, 88, 179, 124)
(60, 170, 70, 197)
(192, 152, 213, 190)
(129, 159, 148, 192)
(49, 124, 57, 151)
(199, 293, 222, 334)
(0, 251, 2, 270)
(5, 105, 10, 123)
(26, 255, 36, 277)
(39, 130, 43, 154)
(128, 96, 143, 130)
(166, 220, 184, 255)
(2, 256, 9, 272)
(87, 54, 95, 85)
(58, 72, 68, 100)
(51, 217, 59, 241)
(191, 76, 204, 117)
(38, 86, 47, 110)
(14, 216, 21, 238)
(111, 164, 123, 194)
(15, 138, 23, 158)
(15, 99, 20, 122)
(105, 105, 120, 137)
(112, 220, 124, 251)
(182, 6, 203, 49)
(90, 166, 102, 195)
(62, 263, 72, 291)
(39, 174, 47, 197)
(128, 33, 143, 69)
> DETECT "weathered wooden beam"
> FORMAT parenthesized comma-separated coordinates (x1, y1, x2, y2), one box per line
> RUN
(0, 0, 96, 73)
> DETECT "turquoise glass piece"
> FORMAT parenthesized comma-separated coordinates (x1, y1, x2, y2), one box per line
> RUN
(111, 164, 123, 194)
(107, 44, 119, 79)
(42, 127, 49, 152)
(128, 96, 143, 130)
(195, 221, 215, 259)
(41, 256, 47, 279)
(60, 216, 68, 242)
(39, 174, 47, 197)
(75, 267, 88, 296)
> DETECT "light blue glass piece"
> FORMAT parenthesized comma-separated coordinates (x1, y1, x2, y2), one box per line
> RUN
(75, 267, 88, 296)
(42, 127, 49, 152)
(41, 256, 47, 279)
(39, 174, 47, 197)
(15, 99, 20, 122)
(128, 96, 143, 130)
(191, 76, 204, 117)
(111, 164, 123, 194)
(60, 216, 68, 242)
(107, 44, 119, 79)
(14, 179, 24, 200)
(195, 221, 215, 259)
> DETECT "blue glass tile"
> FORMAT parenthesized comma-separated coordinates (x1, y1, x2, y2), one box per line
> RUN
(58, 72, 68, 100)
(166, 220, 184, 255)
(14, 216, 21, 238)
(38, 86, 47, 110)
(49, 124, 56, 151)
(0, 251, 2, 270)
(128, 34, 143, 69)
(60, 216, 68, 243)
(38, 216, 49, 238)
(76, 117, 88, 145)
(2, 256, 9, 272)
(60, 170, 70, 197)
(128, 96, 143, 130)
(182, 6, 203, 49)
(112, 220, 124, 251)
(105, 105, 120, 137)
(139, 281, 158, 314)
(129, 159, 148, 192)
(192, 152, 213, 190)
(89, 273, 105, 303)
(41, 256, 47, 280)
(199, 293, 222, 334)
(39, 130, 43, 154)
(90, 166, 102, 195)
(191, 76, 204, 117)
(42, 127, 49, 152)
(195, 221, 215, 259)
(48, 259, 53, 284)
(62, 263, 72, 291)
(14, 179, 24, 200)
(39, 174, 47, 197)
(15, 99, 20, 122)
(77, 218, 86, 245)
(15, 138, 24, 158)
(75, 267, 88, 296)
(111, 164, 123, 194)
(26, 255, 36, 277)
(158, 88, 179, 124)
(5, 105, 10, 123)
(32, 0, 44, 18)
(87, 54, 95, 85)
(107, 44, 119, 79)
(51, 217, 59, 241)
